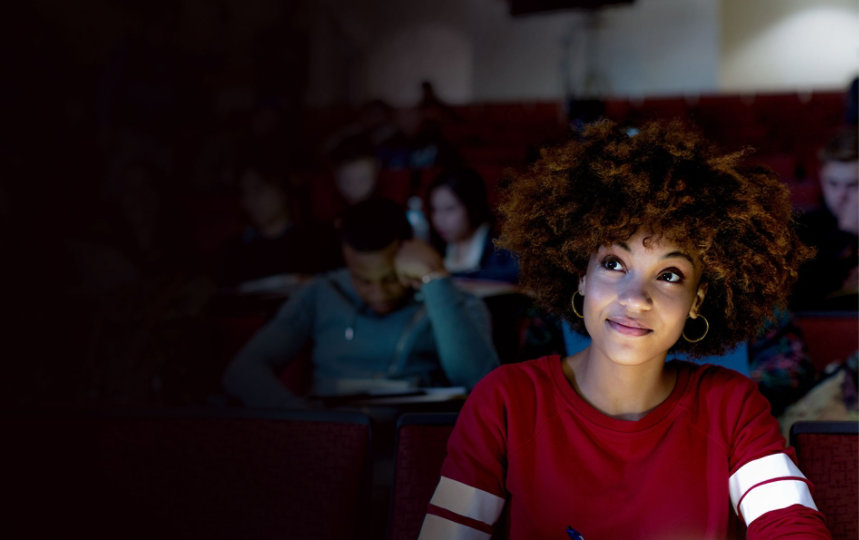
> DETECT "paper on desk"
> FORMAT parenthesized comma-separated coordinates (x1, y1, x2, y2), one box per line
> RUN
(349, 386, 468, 405)
(326, 378, 415, 396)
(451, 277, 519, 298)
(311, 379, 467, 403)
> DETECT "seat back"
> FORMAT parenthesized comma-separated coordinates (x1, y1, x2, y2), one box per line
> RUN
(388, 412, 458, 540)
(790, 421, 859, 540)
(793, 312, 859, 372)
(3, 408, 372, 540)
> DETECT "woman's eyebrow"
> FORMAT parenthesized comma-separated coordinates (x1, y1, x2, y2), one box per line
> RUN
(664, 251, 695, 264)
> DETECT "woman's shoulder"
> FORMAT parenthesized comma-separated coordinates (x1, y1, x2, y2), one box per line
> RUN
(471, 231, 520, 283)
(674, 359, 756, 386)
(672, 360, 764, 408)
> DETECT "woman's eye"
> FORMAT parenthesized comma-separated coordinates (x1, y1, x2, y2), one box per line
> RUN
(602, 258, 623, 271)
(658, 271, 683, 283)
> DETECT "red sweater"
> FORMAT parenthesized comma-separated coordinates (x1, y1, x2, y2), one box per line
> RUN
(421, 356, 830, 539)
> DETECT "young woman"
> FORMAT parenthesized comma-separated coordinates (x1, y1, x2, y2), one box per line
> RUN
(428, 167, 519, 283)
(419, 121, 831, 539)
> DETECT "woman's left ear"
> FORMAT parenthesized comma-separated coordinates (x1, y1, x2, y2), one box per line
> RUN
(690, 283, 708, 318)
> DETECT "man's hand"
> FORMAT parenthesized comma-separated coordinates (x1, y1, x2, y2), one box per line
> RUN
(394, 239, 449, 289)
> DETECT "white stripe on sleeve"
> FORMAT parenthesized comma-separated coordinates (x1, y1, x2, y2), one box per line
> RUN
(737, 479, 818, 525)
(429, 476, 506, 526)
(418, 514, 491, 540)
(728, 453, 805, 513)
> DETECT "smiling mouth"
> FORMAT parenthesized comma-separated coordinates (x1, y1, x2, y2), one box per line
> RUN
(607, 318, 652, 337)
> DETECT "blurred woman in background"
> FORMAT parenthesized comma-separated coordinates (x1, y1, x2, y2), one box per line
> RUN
(427, 167, 518, 283)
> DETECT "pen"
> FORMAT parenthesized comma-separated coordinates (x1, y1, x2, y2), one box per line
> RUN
(566, 526, 584, 540)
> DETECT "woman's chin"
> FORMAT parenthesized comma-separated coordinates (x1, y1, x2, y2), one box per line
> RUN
(598, 342, 668, 367)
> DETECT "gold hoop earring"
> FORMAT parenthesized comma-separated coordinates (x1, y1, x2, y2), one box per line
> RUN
(571, 291, 584, 319)
(682, 314, 709, 343)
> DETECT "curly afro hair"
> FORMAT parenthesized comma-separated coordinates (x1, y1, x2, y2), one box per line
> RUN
(498, 119, 813, 358)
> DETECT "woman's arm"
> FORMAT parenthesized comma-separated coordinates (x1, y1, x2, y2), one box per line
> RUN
(726, 375, 832, 539)
(419, 369, 510, 538)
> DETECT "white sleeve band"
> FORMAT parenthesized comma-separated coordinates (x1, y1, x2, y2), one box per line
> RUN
(729, 453, 805, 513)
(429, 476, 506, 526)
(418, 514, 492, 540)
(737, 479, 818, 525)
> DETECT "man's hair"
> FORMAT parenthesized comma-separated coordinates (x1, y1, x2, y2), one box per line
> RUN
(818, 127, 858, 163)
(498, 119, 813, 357)
(339, 197, 413, 252)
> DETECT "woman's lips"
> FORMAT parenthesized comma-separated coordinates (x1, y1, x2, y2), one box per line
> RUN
(607, 318, 652, 337)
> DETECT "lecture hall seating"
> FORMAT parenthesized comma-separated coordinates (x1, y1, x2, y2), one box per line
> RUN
(3, 408, 373, 540)
(388, 412, 458, 540)
(791, 421, 859, 540)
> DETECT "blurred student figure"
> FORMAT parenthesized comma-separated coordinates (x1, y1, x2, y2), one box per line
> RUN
(334, 137, 380, 207)
(748, 309, 818, 417)
(65, 160, 219, 406)
(219, 159, 341, 288)
(222, 198, 499, 408)
(192, 98, 299, 195)
(312, 135, 382, 224)
(428, 167, 519, 283)
(324, 99, 398, 152)
(792, 127, 858, 311)
(377, 105, 460, 171)
(70, 159, 191, 282)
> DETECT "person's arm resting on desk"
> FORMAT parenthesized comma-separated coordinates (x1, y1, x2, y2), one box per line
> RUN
(396, 240, 499, 388)
(221, 281, 316, 408)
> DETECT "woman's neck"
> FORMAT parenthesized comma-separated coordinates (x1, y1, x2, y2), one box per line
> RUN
(563, 348, 675, 421)
(449, 223, 488, 260)
(449, 233, 476, 258)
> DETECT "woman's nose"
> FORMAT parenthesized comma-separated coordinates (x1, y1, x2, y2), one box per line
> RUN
(618, 279, 653, 311)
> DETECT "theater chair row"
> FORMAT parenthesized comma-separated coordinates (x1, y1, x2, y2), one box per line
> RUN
(2, 409, 856, 540)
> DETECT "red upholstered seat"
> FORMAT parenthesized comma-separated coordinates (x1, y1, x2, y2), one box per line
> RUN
(791, 421, 859, 540)
(3, 409, 372, 540)
(377, 168, 414, 205)
(388, 413, 458, 540)
(794, 313, 859, 372)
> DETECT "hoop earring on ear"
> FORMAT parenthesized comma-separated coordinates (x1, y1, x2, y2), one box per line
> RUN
(571, 291, 584, 319)
(682, 314, 709, 343)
